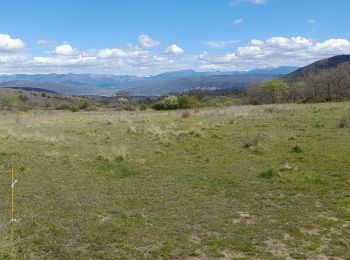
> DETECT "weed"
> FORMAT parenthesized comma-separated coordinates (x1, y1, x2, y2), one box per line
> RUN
(291, 145, 303, 153)
(280, 162, 293, 171)
(259, 169, 280, 179)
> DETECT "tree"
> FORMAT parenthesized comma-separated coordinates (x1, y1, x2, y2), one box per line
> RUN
(260, 80, 289, 103)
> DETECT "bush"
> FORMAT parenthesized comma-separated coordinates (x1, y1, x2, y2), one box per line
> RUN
(140, 103, 149, 111)
(56, 103, 80, 112)
(80, 100, 89, 109)
(178, 95, 197, 109)
(152, 96, 179, 110)
(69, 105, 80, 112)
(18, 94, 29, 103)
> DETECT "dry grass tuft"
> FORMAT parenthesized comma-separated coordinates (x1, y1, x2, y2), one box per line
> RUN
(339, 113, 350, 128)
(182, 111, 191, 118)
(243, 133, 264, 149)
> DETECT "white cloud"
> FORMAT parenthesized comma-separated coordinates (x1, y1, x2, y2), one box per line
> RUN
(32, 55, 97, 66)
(54, 44, 77, 56)
(233, 18, 244, 24)
(97, 48, 149, 59)
(37, 39, 55, 46)
(204, 40, 238, 48)
(2, 34, 350, 75)
(138, 34, 161, 48)
(98, 48, 127, 58)
(197, 36, 350, 71)
(0, 34, 26, 53)
(237, 46, 264, 56)
(307, 19, 317, 24)
(198, 52, 235, 64)
(164, 44, 184, 55)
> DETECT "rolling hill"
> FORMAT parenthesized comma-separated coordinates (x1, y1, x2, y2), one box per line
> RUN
(283, 55, 350, 82)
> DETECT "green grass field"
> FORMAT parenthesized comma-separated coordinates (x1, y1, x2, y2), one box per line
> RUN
(0, 102, 349, 259)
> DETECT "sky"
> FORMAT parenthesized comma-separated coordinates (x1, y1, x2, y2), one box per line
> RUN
(0, 0, 350, 75)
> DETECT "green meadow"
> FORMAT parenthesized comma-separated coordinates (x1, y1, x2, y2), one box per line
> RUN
(0, 102, 349, 259)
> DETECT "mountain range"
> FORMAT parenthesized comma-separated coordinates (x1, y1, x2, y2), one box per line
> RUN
(0, 66, 298, 96)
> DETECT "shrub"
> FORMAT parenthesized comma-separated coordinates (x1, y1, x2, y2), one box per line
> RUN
(56, 103, 80, 112)
(152, 96, 179, 110)
(339, 114, 350, 128)
(18, 94, 29, 103)
(80, 100, 89, 109)
(69, 105, 80, 112)
(259, 169, 280, 179)
(140, 103, 149, 111)
(178, 95, 197, 109)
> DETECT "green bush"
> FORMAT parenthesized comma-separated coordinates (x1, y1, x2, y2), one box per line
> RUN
(152, 96, 179, 110)
(56, 103, 80, 112)
(140, 103, 149, 111)
(178, 95, 197, 109)
(80, 100, 89, 109)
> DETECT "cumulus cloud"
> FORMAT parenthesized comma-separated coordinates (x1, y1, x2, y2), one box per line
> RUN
(198, 36, 350, 71)
(164, 44, 184, 55)
(54, 44, 77, 56)
(139, 34, 161, 48)
(2, 33, 350, 75)
(0, 34, 185, 74)
(0, 34, 26, 52)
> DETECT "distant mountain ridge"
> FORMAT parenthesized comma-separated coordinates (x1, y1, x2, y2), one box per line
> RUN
(130, 74, 277, 95)
(0, 66, 297, 96)
(248, 66, 298, 75)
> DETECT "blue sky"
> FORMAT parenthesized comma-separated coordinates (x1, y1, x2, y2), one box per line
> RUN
(0, 0, 350, 75)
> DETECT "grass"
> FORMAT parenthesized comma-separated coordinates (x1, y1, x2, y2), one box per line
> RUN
(0, 103, 349, 259)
